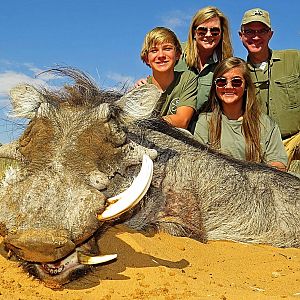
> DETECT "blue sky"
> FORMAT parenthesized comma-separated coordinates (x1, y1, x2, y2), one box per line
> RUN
(0, 0, 299, 143)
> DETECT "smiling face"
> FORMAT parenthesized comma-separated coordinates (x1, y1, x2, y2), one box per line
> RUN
(215, 67, 246, 116)
(239, 21, 273, 56)
(140, 27, 182, 76)
(194, 17, 222, 55)
(145, 42, 180, 74)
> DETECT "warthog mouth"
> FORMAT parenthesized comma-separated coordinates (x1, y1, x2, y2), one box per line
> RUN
(40, 251, 83, 276)
(23, 250, 117, 289)
(40, 251, 118, 275)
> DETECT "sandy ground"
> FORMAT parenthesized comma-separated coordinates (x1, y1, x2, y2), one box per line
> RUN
(0, 225, 299, 300)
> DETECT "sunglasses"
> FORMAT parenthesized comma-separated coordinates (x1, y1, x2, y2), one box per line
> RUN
(194, 26, 221, 37)
(215, 77, 244, 88)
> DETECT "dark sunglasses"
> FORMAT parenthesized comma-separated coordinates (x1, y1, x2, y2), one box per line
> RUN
(215, 77, 244, 88)
(194, 26, 221, 37)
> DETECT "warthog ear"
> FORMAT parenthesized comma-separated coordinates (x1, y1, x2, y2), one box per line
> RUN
(117, 84, 161, 120)
(9, 84, 48, 118)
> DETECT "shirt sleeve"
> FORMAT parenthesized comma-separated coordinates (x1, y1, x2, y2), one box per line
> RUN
(193, 113, 210, 144)
(264, 120, 288, 166)
(176, 72, 198, 110)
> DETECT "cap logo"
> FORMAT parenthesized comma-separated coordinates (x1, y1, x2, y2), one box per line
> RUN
(253, 9, 264, 16)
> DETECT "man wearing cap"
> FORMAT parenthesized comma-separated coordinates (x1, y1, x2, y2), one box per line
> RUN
(239, 8, 300, 170)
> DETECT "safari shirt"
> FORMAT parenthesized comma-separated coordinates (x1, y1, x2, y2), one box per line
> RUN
(147, 70, 197, 116)
(175, 43, 219, 111)
(194, 113, 288, 166)
(247, 49, 300, 138)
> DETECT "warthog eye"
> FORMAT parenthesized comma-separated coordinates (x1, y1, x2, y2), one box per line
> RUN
(88, 170, 110, 190)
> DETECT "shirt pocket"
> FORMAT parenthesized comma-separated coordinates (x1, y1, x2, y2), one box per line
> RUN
(197, 77, 213, 110)
(199, 76, 213, 90)
(274, 74, 300, 109)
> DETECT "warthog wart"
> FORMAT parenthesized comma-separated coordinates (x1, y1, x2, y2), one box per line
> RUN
(0, 67, 299, 288)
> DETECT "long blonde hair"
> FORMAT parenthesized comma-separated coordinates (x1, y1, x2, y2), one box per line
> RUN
(208, 57, 263, 162)
(185, 6, 233, 69)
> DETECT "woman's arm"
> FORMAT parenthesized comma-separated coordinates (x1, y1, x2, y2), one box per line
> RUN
(268, 161, 287, 171)
(265, 119, 288, 171)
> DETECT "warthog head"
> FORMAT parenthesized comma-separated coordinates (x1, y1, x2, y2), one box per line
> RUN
(0, 68, 161, 288)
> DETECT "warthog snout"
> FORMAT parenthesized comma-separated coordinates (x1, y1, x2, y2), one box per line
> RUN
(5, 229, 75, 262)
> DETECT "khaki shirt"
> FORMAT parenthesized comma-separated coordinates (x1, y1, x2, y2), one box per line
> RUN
(247, 49, 300, 138)
(194, 113, 288, 166)
(147, 71, 197, 116)
(175, 43, 219, 111)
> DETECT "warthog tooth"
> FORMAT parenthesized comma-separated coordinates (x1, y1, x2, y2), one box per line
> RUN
(77, 252, 117, 265)
(98, 154, 153, 221)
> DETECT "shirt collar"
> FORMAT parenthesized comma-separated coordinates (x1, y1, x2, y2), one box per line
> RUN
(247, 48, 280, 69)
(207, 51, 219, 64)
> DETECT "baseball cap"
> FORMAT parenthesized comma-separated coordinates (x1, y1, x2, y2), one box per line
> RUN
(241, 8, 271, 28)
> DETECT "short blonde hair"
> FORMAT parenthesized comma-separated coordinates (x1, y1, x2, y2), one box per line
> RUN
(185, 6, 233, 68)
(140, 27, 182, 65)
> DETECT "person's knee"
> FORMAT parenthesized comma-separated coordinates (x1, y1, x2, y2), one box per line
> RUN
(284, 131, 300, 161)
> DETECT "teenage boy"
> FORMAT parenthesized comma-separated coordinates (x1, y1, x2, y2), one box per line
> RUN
(139, 27, 198, 129)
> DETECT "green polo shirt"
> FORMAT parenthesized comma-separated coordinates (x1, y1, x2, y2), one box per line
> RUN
(247, 49, 300, 138)
(194, 113, 288, 166)
(175, 43, 219, 111)
(147, 70, 197, 116)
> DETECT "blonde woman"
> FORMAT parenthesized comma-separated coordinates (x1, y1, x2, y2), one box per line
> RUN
(176, 6, 233, 114)
(135, 7, 233, 132)
(194, 57, 287, 171)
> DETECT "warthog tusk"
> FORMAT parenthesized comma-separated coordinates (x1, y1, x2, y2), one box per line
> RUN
(98, 154, 153, 221)
(77, 252, 117, 265)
